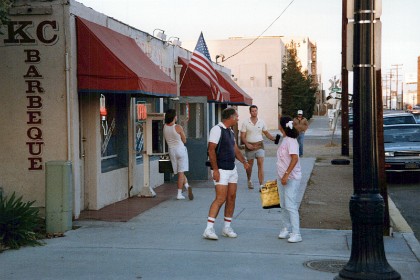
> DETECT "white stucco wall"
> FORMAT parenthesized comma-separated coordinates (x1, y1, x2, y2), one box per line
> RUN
(237, 88, 280, 131)
(194, 37, 284, 130)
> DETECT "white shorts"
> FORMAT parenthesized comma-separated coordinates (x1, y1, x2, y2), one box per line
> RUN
(168, 146, 189, 173)
(211, 166, 238, 185)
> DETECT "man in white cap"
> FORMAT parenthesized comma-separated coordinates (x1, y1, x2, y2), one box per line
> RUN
(293, 110, 309, 157)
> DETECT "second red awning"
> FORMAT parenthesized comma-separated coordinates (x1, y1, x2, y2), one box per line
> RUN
(216, 71, 253, 105)
(178, 57, 229, 103)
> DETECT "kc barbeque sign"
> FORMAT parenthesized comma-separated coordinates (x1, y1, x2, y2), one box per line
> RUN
(3, 20, 59, 170)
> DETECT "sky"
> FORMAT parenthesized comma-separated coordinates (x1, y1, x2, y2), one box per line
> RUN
(76, 0, 419, 92)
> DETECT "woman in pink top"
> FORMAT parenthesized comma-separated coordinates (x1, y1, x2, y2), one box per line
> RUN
(163, 109, 193, 200)
(276, 116, 303, 243)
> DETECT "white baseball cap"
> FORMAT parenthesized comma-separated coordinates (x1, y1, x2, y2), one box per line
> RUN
(297, 110, 303, 115)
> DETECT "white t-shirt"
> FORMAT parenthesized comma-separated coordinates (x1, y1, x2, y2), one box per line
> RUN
(240, 118, 267, 142)
(276, 137, 302, 180)
(208, 122, 226, 144)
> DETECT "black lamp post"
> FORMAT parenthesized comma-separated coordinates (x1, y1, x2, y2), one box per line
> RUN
(335, 0, 401, 279)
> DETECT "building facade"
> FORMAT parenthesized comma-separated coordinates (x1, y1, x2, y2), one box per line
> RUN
(0, 0, 250, 219)
(185, 36, 319, 130)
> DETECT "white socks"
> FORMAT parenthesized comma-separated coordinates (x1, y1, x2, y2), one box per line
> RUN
(206, 217, 215, 229)
(206, 217, 232, 229)
(224, 217, 232, 228)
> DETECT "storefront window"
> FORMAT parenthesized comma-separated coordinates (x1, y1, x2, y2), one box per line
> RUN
(135, 117, 145, 160)
(100, 94, 128, 172)
(134, 97, 162, 163)
(179, 102, 203, 139)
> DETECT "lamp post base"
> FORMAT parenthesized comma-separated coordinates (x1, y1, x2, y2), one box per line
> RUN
(335, 193, 401, 280)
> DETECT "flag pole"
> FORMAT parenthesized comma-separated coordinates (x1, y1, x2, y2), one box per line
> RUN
(179, 63, 190, 87)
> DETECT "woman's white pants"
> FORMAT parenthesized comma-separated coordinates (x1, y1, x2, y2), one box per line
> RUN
(279, 178, 303, 234)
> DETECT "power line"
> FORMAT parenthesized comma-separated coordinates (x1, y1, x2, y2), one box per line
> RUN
(223, 0, 295, 62)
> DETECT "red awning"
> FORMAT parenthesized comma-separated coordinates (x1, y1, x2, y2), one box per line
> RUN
(178, 57, 230, 103)
(76, 17, 177, 96)
(216, 71, 253, 105)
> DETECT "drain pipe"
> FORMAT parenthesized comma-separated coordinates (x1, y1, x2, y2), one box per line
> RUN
(65, 52, 71, 160)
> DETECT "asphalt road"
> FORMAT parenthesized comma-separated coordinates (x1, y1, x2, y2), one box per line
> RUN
(387, 173, 420, 241)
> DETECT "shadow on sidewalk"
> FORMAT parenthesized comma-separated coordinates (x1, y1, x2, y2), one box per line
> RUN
(78, 179, 214, 222)
(78, 183, 176, 222)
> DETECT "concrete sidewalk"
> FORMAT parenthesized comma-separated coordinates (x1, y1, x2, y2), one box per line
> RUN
(1, 116, 419, 279)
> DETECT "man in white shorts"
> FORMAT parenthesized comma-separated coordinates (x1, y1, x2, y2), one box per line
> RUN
(203, 107, 250, 240)
(240, 105, 276, 190)
(163, 109, 193, 200)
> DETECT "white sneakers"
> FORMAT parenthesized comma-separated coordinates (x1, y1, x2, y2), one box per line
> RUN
(203, 227, 218, 240)
(203, 227, 238, 240)
(178, 186, 193, 200)
(222, 226, 238, 238)
(279, 228, 302, 242)
(287, 233, 302, 243)
(203, 226, 300, 242)
(278, 228, 290, 239)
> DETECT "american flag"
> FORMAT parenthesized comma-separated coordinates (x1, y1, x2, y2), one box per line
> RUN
(190, 32, 223, 102)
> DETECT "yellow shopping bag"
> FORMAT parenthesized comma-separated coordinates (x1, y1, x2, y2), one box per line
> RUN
(260, 180, 280, 209)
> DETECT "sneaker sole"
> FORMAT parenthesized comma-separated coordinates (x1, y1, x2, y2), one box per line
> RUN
(203, 234, 218, 240)
(222, 233, 238, 238)
(287, 239, 302, 243)
(188, 188, 194, 200)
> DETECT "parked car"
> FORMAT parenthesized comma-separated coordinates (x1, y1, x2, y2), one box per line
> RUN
(413, 113, 420, 124)
(411, 105, 420, 114)
(383, 112, 416, 125)
(383, 124, 420, 172)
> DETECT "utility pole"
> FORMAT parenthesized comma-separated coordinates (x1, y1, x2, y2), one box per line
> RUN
(392, 64, 403, 109)
(388, 71, 393, 109)
(341, 0, 349, 156)
(336, 0, 400, 279)
(401, 82, 404, 108)
(382, 76, 388, 109)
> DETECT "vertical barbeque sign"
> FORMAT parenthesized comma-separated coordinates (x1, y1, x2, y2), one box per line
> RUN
(3, 20, 59, 170)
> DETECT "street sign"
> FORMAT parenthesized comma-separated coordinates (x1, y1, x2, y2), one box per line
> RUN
(328, 92, 353, 101)
(328, 76, 341, 91)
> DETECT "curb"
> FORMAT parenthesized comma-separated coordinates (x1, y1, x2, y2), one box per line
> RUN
(388, 197, 413, 233)
(388, 197, 420, 261)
